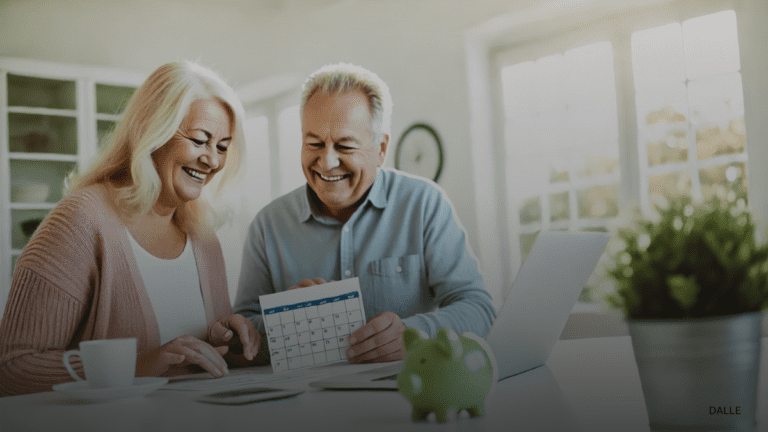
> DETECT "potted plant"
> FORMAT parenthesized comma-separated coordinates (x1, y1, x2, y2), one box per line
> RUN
(606, 189, 768, 431)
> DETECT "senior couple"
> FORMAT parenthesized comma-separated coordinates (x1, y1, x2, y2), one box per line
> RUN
(0, 61, 495, 396)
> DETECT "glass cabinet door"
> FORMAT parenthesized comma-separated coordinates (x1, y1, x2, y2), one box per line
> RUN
(6, 74, 79, 265)
(95, 84, 135, 147)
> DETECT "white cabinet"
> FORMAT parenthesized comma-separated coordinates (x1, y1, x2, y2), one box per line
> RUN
(1, 58, 145, 314)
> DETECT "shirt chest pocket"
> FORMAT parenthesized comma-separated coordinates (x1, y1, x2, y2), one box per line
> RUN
(367, 254, 424, 315)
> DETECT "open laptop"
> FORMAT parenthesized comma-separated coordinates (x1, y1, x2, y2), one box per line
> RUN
(309, 230, 611, 389)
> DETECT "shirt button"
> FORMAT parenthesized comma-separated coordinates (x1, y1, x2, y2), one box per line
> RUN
(343, 226, 349, 232)
(345, 270, 352, 277)
(396, 266, 402, 273)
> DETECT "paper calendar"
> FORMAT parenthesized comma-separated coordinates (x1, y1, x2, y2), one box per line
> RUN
(259, 278, 366, 373)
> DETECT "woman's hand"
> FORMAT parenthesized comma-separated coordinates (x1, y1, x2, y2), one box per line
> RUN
(208, 314, 260, 361)
(136, 334, 229, 378)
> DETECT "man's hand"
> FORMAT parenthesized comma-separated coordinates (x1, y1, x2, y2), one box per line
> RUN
(136, 335, 229, 378)
(346, 311, 406, 363)
(208, 314, 260, 361)
(288, 278, 332, 290)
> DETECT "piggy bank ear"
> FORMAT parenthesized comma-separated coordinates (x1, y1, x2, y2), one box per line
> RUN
(435, 328, 462, 358)
(402, 328, 426, 351)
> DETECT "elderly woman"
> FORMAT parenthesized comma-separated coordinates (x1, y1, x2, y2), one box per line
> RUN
(0, 61, 259, 396)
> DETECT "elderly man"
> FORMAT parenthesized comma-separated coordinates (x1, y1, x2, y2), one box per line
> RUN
(233, 63, 495, 364)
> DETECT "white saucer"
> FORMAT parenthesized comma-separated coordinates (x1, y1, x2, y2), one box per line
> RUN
(52, 377, 169, 402)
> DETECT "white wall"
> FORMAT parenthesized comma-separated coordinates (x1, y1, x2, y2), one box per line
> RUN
(0, 0, 539, 296)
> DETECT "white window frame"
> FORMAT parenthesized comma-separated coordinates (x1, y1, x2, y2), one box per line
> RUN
(465, 0, 768, 309)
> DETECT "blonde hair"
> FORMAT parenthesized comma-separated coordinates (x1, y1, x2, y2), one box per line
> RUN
(67, 60, 246, 233)
(300, 62, 393, 140)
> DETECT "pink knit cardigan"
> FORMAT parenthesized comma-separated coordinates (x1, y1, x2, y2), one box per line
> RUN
(0, 184, 232, 396)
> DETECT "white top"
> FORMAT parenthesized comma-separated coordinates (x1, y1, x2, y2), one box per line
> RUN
(126, 230, 208, 344)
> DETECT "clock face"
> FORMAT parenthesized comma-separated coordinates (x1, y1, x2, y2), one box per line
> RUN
(395, 124, 443, 182)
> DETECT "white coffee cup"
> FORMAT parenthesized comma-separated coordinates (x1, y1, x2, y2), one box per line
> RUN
(62, 338, 137, 389)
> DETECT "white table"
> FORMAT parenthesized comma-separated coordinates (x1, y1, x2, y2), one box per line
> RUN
(1, 337, 765, 432)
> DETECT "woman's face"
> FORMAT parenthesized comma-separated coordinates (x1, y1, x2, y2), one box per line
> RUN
(152, 97, 233, 209)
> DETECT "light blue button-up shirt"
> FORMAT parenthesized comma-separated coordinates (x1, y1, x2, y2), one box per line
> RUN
(233, 168, 495, 356)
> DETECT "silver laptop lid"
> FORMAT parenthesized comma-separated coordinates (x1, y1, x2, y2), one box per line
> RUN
(486, 231, 611, 380)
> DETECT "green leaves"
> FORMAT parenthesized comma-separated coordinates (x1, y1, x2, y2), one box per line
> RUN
(668, 275, 699, 311)
(605, 184, 768, 319)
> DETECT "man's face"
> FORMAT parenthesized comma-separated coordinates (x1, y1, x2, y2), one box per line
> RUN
(301, 90, 388, 220)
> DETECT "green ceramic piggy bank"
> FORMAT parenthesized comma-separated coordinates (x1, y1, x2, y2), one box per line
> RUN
(397, 327, 497, 422)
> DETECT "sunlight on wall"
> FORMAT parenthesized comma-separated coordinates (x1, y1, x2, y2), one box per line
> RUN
(278, 105, 304, 195)
(216, 115, 272, 301)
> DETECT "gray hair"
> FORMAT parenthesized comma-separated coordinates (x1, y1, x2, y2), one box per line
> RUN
(300, 63, 393, 139)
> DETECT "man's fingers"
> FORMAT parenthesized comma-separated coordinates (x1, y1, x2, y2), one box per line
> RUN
(347, 324, 400, 358)
(293, 278, 329, 289)
(348, 338, 404, 364)
(233, 318, 257, 360)
(349, 313, 394, 345)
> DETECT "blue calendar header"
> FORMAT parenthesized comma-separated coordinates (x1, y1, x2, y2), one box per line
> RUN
(262, 292, 360, 315)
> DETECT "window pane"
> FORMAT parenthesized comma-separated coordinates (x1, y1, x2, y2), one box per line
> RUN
(687, 72, 744, 127)
(533, 54, 565, 112)
(682, 10, 740, 80)
(636, 83, 688, 126)
(538, 109, 568, 156)
(505, 115, 539, 156)
(635, 83, 689, 167)
(507, 153, 548, 192)
(549, 192, 570, 222)
(647, 130, 688, 166)
(688, 73, 745, 160)
(631, 22, 686, 89)
(518, 196, 541, 225)
(501, 40, 619, 259)
(574, 141, 620, 176)
(577, 184, 618, 219)
(563, 41, 617, 108)
(632, 11, 747, 217)
(700, 162, 747, 203)
(649, 171, 692, 209)
(501, 61, 537, 117)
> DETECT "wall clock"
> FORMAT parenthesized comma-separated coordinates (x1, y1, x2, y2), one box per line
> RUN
(394, 123, 444, 182)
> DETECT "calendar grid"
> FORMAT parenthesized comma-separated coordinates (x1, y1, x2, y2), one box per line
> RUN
(260, 279, 366, 373)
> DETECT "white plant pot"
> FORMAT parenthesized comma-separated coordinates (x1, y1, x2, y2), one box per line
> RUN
(628, 312, 762, 431)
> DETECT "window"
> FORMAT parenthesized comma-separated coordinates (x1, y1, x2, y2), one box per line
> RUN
(632, 11, 745, 212)
(500, 41, 620, 260)
(490, 3, 748, 302)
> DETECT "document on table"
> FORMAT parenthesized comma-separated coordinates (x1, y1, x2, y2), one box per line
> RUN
(161, 278, 372, 394)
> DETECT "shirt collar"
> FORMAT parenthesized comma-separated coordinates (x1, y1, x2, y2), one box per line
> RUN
(299, 169, 387, 223)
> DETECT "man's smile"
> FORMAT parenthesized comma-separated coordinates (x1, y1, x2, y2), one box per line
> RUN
(316, 171, 351, 182)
